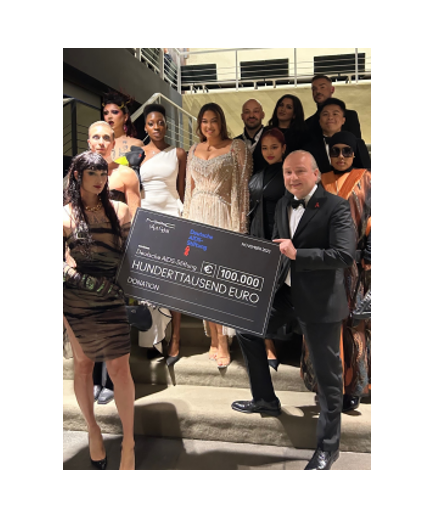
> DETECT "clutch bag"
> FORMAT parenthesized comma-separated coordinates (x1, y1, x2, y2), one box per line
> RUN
(125, 304, 153, 331)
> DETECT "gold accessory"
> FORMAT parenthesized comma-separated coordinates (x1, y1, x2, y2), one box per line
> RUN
(84, 198, 103, 212)
(102, 102, 125, 110)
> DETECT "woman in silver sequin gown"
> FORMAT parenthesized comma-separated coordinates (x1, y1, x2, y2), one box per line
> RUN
(183, 103, 252, 368)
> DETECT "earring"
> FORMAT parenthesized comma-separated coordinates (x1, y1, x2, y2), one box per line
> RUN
(123, 124, 127, 134)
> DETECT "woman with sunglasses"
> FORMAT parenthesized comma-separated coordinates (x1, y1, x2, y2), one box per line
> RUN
(301, 131, 371, 413)
(63, 151, 136, 470)
(303, 98, 370, 175)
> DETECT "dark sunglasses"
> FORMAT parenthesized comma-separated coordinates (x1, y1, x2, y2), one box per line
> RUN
(330, 146, 354, 158)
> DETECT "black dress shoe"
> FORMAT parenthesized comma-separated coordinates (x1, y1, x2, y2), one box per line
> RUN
(93, 385, 102, 402)
(304, 448, 339, 470)
(268, 359, 280, 371)
(231, 398, 282, 416)
(90, 455, 108, 470)
(342, 394, 360, 412)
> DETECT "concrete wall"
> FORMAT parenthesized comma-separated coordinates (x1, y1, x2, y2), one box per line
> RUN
(182, 81, 371, 145)
(63, 48, 184, 144)
(63, 48, 181, 107)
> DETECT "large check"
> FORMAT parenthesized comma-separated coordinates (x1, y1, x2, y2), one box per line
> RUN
(116, 209, 282, 336)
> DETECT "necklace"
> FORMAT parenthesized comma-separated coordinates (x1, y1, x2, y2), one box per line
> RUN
(84, 198, 103, 212)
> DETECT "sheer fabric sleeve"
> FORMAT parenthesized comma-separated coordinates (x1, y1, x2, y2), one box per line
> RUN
(230, 138, 253, 233)
(182, 144, 197, 220)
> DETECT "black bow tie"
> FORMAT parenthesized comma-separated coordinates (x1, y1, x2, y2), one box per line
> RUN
(292, 199, 306, 209)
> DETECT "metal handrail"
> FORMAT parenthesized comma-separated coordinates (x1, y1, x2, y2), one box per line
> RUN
(130, 48, 370, 94)
(131, 92, 196, 122)
(134, 48, 182, 93)
(131, 92, 199, 150)
(179, 48, 370, 92)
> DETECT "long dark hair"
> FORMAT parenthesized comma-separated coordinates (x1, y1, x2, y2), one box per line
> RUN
(196, 103, 230, 142)
(102, 91, 137, 138)
(268, 94, 306, 133)
(64, 151, 122, 258)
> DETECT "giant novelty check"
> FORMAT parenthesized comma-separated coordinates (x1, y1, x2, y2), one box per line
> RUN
(116, 208, 282, 336)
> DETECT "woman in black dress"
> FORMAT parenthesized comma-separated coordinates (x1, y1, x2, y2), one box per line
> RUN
(63, 151, 135, 470)
(248, 128, 287, 369)
(267, 94, 309, 154)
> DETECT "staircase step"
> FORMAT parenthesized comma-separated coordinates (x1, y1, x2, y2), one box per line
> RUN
(63, 380, 371, 453)
(179, 315, 209, 346)
(64, 342, 308, 392)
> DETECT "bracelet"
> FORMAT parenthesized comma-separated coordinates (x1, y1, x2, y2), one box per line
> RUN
(84, 275, 97, 291)
(63, 264, 76, 282)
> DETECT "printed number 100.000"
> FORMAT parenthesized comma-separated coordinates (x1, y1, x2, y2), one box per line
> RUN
(218, 268, 260, 289)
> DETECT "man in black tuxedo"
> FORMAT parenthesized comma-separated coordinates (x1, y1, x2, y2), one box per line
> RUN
(305, 74, 362, 138)
(235, 98, 268, 175)
(303, 98, 370, 175)
(232, 150, 356, 470)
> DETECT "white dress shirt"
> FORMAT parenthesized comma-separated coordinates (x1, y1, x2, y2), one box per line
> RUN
(285, 184, 318, 287)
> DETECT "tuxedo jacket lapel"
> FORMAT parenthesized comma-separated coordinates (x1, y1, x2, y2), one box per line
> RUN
(293, 186, 326, 241)
(280, 194, 291, 239)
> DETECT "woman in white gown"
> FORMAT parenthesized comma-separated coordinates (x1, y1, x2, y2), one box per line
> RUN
(139, 104, 187, 365)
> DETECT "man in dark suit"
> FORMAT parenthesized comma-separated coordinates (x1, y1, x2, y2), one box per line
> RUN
(232, 150, 356, 470)
(303, 98, 370, 175)
(305, 74, 362, 138)
(235, 98, 268, 175)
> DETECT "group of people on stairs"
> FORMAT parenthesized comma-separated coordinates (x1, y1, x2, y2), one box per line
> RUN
(63, 75, 370, 470)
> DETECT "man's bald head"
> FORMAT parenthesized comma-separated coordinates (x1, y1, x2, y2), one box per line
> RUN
(241, 99, 265, 130)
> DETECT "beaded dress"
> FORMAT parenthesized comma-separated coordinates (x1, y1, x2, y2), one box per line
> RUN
(63, 202, 131, 362)
(182, 138, 252, 336)
(182, 138, 252, 233)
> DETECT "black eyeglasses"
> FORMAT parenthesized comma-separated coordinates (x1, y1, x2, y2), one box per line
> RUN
(330, 146, 354, 158)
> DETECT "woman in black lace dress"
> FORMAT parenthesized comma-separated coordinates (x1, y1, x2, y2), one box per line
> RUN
(63, 151, 135, 470)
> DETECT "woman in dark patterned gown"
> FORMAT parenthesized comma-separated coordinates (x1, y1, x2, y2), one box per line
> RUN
(301, 131, 371, 412)
(63, 151, 135, 470)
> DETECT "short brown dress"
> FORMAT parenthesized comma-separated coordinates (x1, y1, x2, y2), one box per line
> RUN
(63, 203, 131, 362)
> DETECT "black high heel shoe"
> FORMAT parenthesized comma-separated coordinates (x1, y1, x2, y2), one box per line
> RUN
(166, 352, 181, 367)
(90, 455, 108, 470)
(89, 432, 107, 469)
(268, 359, 280, 371)
(165, 340, 181, 367)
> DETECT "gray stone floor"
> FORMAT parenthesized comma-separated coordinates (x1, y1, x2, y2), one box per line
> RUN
(63, 430, 371, 470)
